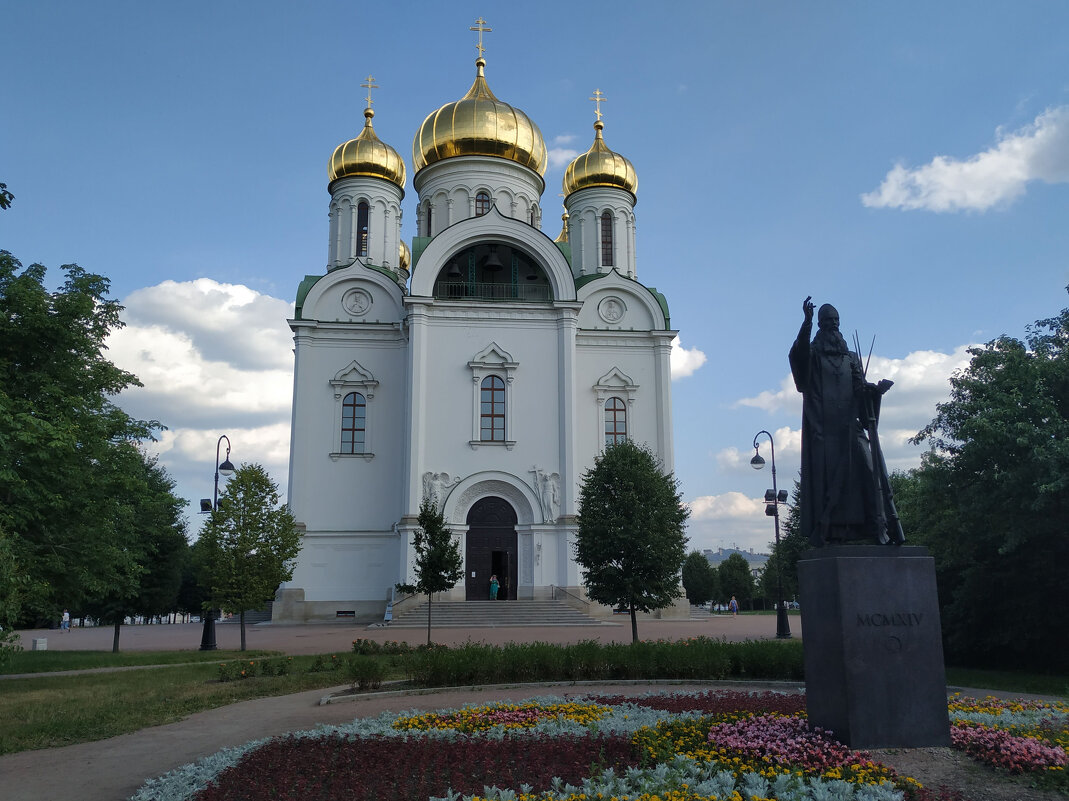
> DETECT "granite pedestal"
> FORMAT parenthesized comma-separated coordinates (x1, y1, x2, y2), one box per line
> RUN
(798, 545, 950, 749)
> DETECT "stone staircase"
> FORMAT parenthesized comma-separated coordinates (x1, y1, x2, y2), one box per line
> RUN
(386, 599, 606, 628)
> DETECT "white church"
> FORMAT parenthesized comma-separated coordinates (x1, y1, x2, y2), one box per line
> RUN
(273, 31, 681, 623)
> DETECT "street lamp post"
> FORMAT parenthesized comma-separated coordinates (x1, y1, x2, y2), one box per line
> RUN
(199, 434, 236, 651)
(751, 430, 792, 639)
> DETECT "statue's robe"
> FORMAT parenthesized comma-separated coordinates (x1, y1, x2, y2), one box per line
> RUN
(789, 321, 883, 546)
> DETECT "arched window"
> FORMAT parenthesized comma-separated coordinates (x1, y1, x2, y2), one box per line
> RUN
(600, 211, 614, 267)
(480, 375, 505, 441)
(341, 392, 366, 453)
(356, 201, 370, 257)
(604, 396, 627, 446)
(475, 191, 491, 216)
(424, 204, 433, 237)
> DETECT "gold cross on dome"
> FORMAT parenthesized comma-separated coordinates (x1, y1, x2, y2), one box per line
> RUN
(361, 75, 379, 110)
(589, 89, 606, 122)
(470, 17, 492, 58)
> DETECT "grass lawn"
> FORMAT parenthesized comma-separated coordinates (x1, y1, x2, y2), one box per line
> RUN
(0, 649, 278, 674)
(0, 652, 389, 755)
(945, 666, 1069, 697)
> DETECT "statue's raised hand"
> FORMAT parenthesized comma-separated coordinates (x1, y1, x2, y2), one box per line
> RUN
(803, 296, 815, 324)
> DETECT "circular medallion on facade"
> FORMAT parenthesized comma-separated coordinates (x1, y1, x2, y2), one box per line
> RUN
(341, 288, 373, 317)
(598, 296, 626, 324)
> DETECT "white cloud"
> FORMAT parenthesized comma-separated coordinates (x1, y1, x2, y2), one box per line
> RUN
(862, 106, 1069, 212)
(552, 134, 578, 146)
(685, 492, 773, 554)
(697, 344, 978, 551)
(108, 280, 295, 523)
(548, 147, 580, 169)
(734, 374, 800, 414)
(670, 336, 707, 379)
(689, 491, 762, 521)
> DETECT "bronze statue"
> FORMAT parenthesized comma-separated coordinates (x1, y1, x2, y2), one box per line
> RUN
(789, 297, 905, 547)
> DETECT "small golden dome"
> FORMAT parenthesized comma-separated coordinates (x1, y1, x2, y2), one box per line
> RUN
(399, 239, 411, 272)
(554, 212, 569, 244)
(329, 108, 406, 190)
(562, 120, 637, 199)
(413, 58, 548, 176)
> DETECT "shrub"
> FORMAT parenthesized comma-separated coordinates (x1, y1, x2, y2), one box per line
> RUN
(401, 638, 801, 687)
(347, 656, 386, 690)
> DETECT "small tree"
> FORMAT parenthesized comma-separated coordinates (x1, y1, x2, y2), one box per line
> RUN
(718, 552, 755, 610)
(575, 440, 689, 643)
(198, 464, 301, 651)
(396, 497, 463, 646)
(682, 551, 718, 606)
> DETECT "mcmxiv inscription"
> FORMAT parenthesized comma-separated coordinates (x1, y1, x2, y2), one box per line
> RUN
(799, 545, 950, 748)
(857, 612, 922, 627)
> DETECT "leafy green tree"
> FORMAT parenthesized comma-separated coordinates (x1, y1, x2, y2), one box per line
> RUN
(574, 440, 689, 643)
(0, 252, 158, 622)
(901, 306, 1069, 670)
(82, 446, 187, 651)
(0, 524, 25, 667)
(718, 553, 755, 610)
(396, 497, 464, 646)
(0, 183, 13, 210)
(760, 479, 806, 604)
(681, 551, 718, 606)
(176, 540, 208, 622)
(198, 464, 301, 651)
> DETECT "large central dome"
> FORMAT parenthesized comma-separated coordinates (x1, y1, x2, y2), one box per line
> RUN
(413, 57, 548, 176)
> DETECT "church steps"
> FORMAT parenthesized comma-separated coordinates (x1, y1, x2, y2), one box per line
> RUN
(385, 600, 606, 628)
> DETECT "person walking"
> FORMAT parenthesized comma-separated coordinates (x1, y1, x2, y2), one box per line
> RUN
(728, 596, 738, 617)
(61, 609, 70, 632)
(489, 575, 500, 600)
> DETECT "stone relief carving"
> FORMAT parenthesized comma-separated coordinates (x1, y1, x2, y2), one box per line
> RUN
(421, 471, 460, 509)
(598, 296, 626, 323)
(341, 287, 373, 317)
(530, 467, 561, 523)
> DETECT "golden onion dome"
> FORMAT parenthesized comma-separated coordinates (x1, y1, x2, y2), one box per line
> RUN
(413, 58, 548, 176)
(329, 108, 406, 190)
(562, 119, 637, 199)
(399, 239, 411, 272)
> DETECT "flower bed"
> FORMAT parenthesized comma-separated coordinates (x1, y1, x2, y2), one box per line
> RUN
(132, 690, 1069, 801)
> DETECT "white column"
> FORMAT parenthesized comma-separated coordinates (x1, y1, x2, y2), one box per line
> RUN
(328, 206, 338, 268)
(403, 303, 431, 517)
(653, 332, 676, 470)
(556, 308, 579, 517)
(348, 200, 358, 262)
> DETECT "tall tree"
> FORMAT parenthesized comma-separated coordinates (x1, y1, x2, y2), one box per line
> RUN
(82, 446, 187, 651)
(0, 524, 24, 667)
(396, 497, 464, 646)
(902, 305, 1069, 670)
(574, 440, 689, 643)
(198, 464, 301, 651)
(681, 551, 719, 606)
(718, 553, 755, 610)
(0, 252, 158, 622)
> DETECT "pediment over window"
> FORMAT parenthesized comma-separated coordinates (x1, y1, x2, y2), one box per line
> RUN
(330, 360, 378, 399)
(594, 366, 638, 394)
(468, 342, 518, 371)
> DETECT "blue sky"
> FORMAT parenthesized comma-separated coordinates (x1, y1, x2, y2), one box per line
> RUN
(4, 2, 1068, 554)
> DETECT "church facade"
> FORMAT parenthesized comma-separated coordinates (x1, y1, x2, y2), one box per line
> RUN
(273, 44, 679, 623)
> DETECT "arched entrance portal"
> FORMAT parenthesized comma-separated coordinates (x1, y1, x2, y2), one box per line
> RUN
(465, 497, 518, 600)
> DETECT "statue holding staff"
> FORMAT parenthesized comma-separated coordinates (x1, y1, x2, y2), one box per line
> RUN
(789, 297, 904, 547)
